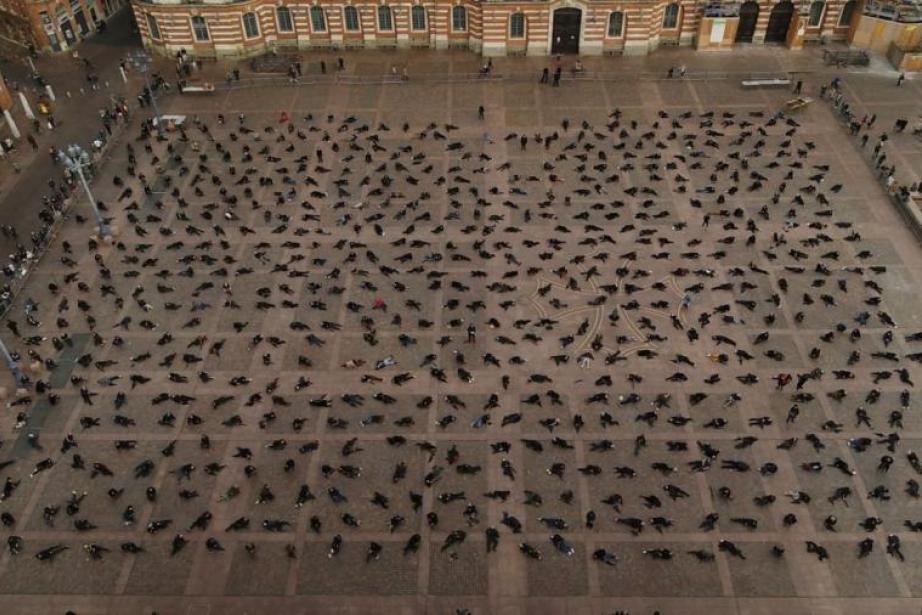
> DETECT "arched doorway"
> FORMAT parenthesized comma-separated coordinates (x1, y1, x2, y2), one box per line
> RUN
(551, 8, 581, 54)
(736, 1, 759, 42)
(765, 1, 794, 43)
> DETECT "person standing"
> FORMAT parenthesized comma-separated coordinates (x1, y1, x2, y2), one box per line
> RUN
(793, 80, 803, 95)
(478, 105, 485, 120)
(897, 72, 905, 87)
(540, 67, 549, 84)
(553, 66, 562, 87)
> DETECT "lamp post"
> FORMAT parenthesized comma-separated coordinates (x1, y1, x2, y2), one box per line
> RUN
(0, 336, 25, 389)
(127, 50, 163, 133)
(58, 143, 110, 239)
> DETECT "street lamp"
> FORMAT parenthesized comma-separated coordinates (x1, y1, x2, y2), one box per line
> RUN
(127, 50, 163, 133)
(58, 144, 111, 239)
(0, 336, 26, 389)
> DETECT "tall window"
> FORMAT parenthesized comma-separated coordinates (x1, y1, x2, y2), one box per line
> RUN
(509, 12, 525, 38)
(452, 5, 466, 31)
(277, 6, 293, 32)
(662, 3, 679, 28)
(411, 5, 426, 31)
(607, 11, 624, 37)
(378, 5, 392, 30)
(344, 6, 360, 31)
(808, 0, 825, 26)
(243, 12, 259, 38)
(191, 15, 209, 41)
(838, 0, 856, 26)
(310, 6, 326, 31)
(146, 13, 160, 40)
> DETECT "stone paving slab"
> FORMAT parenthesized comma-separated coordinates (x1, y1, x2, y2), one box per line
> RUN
(0, 47, 921, 615)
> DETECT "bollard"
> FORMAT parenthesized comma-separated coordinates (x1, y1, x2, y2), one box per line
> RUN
(3, 109, 20, 139)
(19, 92, 34, 120)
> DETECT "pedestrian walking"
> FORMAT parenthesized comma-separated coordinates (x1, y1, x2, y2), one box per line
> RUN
(320, 60, 327, 75)
(793, 80, 803, 95)
(553, 66, 562, 87)
(540, 67, 549, 84)
(26, 134, 37, 150)
(478, 105, 485, 120)
(897, 72, 905, 87)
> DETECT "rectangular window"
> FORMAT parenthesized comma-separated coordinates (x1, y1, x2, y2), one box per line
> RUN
(310, 7, 326, 32)
(662, 3, 679, 29)
(191, 15, 209, 41)
(510, 14, 524, 38)
(808, 1, 825, 26)
(147, 13, 161, 39)
(837, 1, 855, 26)
(452, 7, 466, 31)
(243, 12, 259, 38)
(277, 7, 293, 32)
(411, 6, 425, 31)
(378, 6, 392, 30)
(344, 6, 360, 31)
(608, 12, 624, 37)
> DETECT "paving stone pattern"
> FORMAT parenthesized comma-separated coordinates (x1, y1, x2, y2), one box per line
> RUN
(1, 52, 922, 614)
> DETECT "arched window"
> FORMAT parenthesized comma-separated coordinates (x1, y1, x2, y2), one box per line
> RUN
(607, 11, 624, 37)
(808, 0, 825, 26)
(838, 0, 856, 26)
(452, 5, 467, 31)
(662, 3, 680, 28)
(276, 6, 293, 32)
(411, 5, 426, 31)
(343, 6, 360, 31)
(509, 12, 525, 38)
(191, 15, 209, 41)
(378, 5, 393, 30)
(147, 13, 161, 39)
(243, 12, 259, 38)
(310, 6, 326, 32)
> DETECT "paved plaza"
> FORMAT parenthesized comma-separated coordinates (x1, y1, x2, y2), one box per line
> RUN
(0, 47, 922, 615)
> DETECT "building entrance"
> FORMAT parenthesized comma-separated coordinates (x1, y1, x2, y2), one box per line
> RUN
(765, 1, 794, 43)
(551, 8, 581, 54)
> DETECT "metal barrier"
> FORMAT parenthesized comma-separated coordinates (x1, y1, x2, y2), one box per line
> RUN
(173, 67, 810, 96)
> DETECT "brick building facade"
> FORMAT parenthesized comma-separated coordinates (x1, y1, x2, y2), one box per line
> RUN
(0, 0, 126, 54)
(130, 0, 860, 57)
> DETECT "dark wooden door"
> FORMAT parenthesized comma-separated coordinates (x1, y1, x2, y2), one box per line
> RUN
(736, 1, 759, 42)
(765, 1, 794, 43)
(552, 8, 581, 54)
